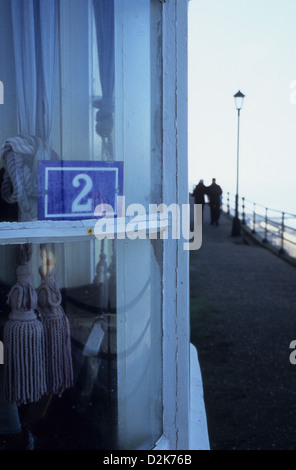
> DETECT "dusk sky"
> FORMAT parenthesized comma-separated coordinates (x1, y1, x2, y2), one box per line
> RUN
(188, 0, 296, 215)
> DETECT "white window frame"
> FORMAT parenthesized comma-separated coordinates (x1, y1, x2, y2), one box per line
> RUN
(154, 0, 190, 450)
(0, 0, 190, 450)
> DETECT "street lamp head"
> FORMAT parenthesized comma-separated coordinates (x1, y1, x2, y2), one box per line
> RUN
(233, 90, 245, 111)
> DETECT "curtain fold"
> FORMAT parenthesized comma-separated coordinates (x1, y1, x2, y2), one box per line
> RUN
(11, 0, 37, 137)
(93, 0, 115, 160)
(36, 0, 58, 144)
(11, 0, 58, 145)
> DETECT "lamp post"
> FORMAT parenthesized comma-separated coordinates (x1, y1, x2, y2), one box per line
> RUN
(231, 90, 245, 237)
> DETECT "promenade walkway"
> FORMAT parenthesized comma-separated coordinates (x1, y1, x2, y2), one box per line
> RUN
(190, 204, 296, 450)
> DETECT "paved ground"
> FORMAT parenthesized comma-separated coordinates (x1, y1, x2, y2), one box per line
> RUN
(190, 204, 296, 450)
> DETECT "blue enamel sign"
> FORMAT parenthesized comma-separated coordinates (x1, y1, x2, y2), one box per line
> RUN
(38, 161, 123, 220)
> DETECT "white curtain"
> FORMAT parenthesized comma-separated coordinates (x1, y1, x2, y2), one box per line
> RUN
(1, 0, 59, 223)
(11, 0, 58, 144)
(4, 1, 59, 277)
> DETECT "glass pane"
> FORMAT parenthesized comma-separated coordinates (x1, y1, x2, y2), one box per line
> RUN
(114, 0, 163, 449)
(0, 0, 162, 450)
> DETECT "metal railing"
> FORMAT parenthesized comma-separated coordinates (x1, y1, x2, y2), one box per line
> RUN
(223, 192, 296, 259)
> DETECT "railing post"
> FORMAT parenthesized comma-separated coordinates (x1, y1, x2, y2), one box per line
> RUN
(263, 207, 268, 243)
(252, 202, 256, 233)
(242, 197, 246, 225)
(279, 212, 285, 254)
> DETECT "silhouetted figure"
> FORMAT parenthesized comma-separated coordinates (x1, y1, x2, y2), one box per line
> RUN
(193, 179, 207, 215)
(207, 178, 222, 226)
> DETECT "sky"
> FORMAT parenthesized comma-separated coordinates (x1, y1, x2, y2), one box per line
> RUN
(188, 0, 296, 215)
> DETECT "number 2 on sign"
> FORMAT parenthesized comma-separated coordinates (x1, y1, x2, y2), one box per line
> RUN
(72, 173, 93, 212)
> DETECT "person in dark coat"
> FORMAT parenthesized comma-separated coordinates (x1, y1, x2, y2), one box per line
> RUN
(207, 178, 222, 226)
(193, 179, 207, 216)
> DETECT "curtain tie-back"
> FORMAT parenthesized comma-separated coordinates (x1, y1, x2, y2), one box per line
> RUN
(0, 135, 59, 221)
(94, 97, 114, 139)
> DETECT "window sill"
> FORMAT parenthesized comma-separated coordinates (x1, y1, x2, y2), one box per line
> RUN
(0, 214, 169, 244)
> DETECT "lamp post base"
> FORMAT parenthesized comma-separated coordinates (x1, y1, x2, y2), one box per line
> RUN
(232, 216, 240, 237)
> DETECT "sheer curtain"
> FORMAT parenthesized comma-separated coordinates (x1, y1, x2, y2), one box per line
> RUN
(2, 1, 73, 409)
(11, 0, 58, 144)
(1, 1, 59, 223)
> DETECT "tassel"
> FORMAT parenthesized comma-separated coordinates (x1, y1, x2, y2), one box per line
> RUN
(37, 265, 73, 397)
(4, 263, 47, 405)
